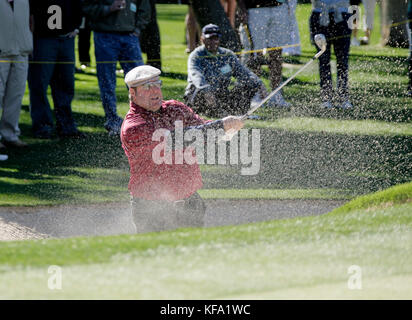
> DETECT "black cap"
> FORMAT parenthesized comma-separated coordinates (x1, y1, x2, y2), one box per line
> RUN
(202, 24, 221, 38)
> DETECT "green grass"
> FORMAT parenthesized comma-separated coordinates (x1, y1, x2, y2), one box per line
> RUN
(330, 180, 412, 214)
(0, 182, 411, 299)
(1, 3, 411, 206)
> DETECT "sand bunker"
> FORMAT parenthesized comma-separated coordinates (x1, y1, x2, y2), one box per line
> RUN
(0, 199, 345, 241)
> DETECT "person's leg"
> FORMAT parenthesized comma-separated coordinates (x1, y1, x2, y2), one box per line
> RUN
(119, 34, 144, 75)
(94, 32, 121, 131)
(176, 192, 206, 228)
(131, 199, 178, 233)
(229, 81, 260, 114)
(408, 48, 412, 94)
(185, 87, 221, 117)
(310, 12, 333, 103)
(78, 22, 92, 66)
(361, 0, 376, 44)
(0, 55, 28, 142)
(334, 14, 352, 104)
(50, 37, 78, 136)
(28, 37, 58, 136)
(131, 199, 159, 233)
(140, 0, 161, 70)
(0, 58, 12, 141)
(267, 49, 282, 90)
(246, 8, 268, 76)
(186, 6, 200, 53)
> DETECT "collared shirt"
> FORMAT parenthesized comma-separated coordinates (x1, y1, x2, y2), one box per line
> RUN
(121, 100, 208, 201)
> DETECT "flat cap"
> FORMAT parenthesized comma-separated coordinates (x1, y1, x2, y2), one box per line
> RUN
(125, 65, 161, 87)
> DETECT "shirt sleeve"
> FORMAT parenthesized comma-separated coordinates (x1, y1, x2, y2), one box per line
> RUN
(187, 51, 209, 89)
(167, 102, 225, 148)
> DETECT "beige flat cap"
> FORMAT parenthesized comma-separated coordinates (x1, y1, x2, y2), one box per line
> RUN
(125, 65, 161, 87)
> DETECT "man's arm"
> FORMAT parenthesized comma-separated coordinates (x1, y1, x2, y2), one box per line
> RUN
(133, 0, 151, 37)
(187, 51, 210, 89)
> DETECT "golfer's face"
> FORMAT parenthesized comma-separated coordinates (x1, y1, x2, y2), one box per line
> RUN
(132, 80, 163, 112)
(203, 35, 220, 53)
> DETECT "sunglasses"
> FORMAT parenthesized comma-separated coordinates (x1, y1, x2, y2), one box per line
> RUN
(139, 80, 162, 90)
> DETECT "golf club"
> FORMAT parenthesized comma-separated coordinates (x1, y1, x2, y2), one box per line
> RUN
(222, 34, 327, 141)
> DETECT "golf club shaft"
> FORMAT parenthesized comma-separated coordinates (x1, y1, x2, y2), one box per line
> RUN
(240, 49, 325, 121)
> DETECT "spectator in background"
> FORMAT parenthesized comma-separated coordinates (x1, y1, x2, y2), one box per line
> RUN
(29, 0, 84, 139)
(185, 5, 201, 53)
(0, 0, 32, 149)
(237, 0, 291, 108)
(184, 24, 265, 117)
(350, 0, 362, 46)
(408, 0, 412, 97)
(140, 0, 162, 70)
(359, 0, 377, 45)
(78, 15, 92, 70)
(220, 0, 237, 28)
(82, 0, 151, 135)
(310, 0, 353, 109)
(185, 0, 237, 54)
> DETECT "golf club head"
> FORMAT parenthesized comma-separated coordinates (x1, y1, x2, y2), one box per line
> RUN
(314, 34, 327, 53)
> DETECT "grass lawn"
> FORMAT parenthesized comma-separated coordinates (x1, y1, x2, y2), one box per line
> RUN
(0, 3, 411, 206)
(0, 182, 410, 299)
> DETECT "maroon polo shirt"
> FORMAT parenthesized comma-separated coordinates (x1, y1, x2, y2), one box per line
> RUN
(121, 100, 207, 201)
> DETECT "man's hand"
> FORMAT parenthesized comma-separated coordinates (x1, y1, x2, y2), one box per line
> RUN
(203, 91, 217, 108)
(222, 116, 244, 133)
(110, 0, 126, 12)
(68, 29, 79, 38)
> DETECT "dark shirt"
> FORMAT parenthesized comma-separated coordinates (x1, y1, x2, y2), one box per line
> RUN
(29, 0, 82, 37)
(82, 0, 151, 36)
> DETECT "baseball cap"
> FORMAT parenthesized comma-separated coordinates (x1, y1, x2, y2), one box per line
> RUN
(202, 24, 221, 38)
(125, 65, 161, 88)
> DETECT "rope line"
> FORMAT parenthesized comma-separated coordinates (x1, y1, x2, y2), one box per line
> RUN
(1, 18, 410, 65)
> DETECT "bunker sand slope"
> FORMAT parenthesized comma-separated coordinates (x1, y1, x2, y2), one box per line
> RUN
(0, 199, 344, 240)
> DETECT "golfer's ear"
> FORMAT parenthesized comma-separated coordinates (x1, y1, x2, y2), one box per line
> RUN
(129, 87, 136, 96)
